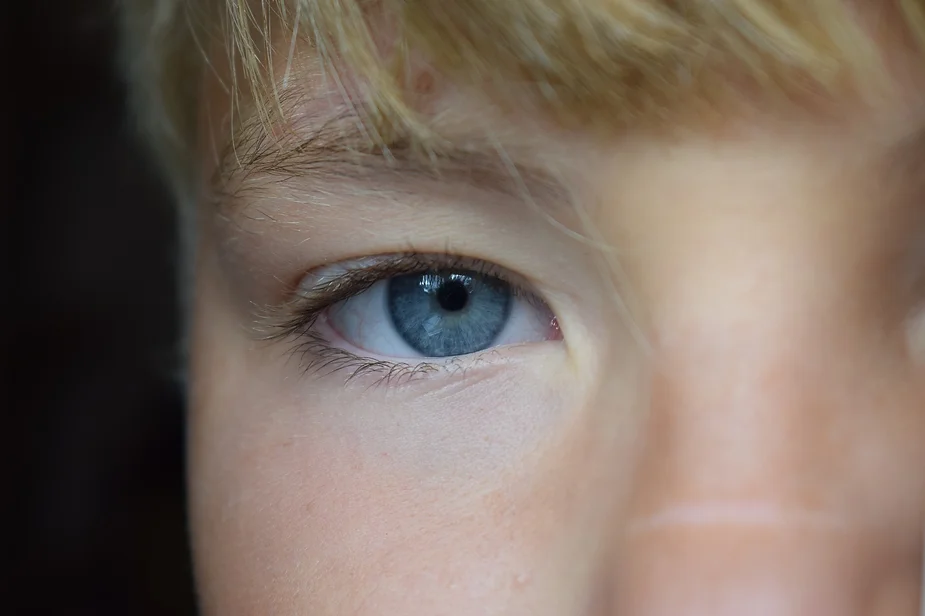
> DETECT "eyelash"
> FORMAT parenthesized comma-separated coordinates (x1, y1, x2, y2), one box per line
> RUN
(261, 253, 547, 385)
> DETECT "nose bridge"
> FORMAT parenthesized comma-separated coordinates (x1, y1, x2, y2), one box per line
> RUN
(592, 288, 924, 615)
(620, 205, 892, 513)
(577, 132, 925, 616)
(635, 331, 843, 513)
(598, 337, 857, 615)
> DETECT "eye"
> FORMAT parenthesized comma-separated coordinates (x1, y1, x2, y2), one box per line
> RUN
(316, 264, 559, 360)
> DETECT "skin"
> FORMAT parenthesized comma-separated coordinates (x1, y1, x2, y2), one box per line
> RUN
(189, 33, 925, 616)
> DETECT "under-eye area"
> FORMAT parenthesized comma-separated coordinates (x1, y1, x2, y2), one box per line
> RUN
(257, 252, 563, 385)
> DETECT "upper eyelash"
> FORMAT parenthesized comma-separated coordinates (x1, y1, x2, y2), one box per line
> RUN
(300, 253, 530, 308)
(255, 252, 545, 383)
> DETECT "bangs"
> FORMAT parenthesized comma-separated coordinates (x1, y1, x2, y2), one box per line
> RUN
(120, 0, 925, 195)
(224, 1, 924, 142)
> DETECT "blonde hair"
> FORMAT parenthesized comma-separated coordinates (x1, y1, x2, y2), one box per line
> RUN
(119, 0, 925, 202)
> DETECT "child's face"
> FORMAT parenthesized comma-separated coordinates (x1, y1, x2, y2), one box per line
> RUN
(188, 36, 925, 615)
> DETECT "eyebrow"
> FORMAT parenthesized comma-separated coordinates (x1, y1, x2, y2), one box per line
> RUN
(213, 94, 925, 219)
(213, 105, 571, 216)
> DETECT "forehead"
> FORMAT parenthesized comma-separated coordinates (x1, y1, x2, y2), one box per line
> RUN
(211, 49, 925, 196)
(202, 0, 925, 201)
(221, 1, 924, 133)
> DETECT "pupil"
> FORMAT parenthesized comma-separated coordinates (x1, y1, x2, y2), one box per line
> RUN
(436, 279, 469, 312)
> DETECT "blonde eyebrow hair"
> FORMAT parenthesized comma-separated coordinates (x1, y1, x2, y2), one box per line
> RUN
(215, 95, 573, 221)
(120, 0, 925, 204)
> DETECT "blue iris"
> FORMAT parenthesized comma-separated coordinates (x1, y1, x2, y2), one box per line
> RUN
(387, 270, 512, 357)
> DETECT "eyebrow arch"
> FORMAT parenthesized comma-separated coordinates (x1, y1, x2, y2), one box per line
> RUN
(212, 106, 571, 217)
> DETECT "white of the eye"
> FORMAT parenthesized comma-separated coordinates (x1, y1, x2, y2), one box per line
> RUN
(326, 279, 552, 359)
(328, 280, 421, 357)
(494, 296, 552, 347)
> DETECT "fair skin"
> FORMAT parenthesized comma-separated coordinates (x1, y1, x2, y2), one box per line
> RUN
(189, 39, 925, 616)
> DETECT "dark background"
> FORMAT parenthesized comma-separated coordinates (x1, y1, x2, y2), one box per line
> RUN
(12, 1, 196, 613)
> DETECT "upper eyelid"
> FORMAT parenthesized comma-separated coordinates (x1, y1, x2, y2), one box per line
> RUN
(296, 253, 543, 302)
(285, 327, 532, 386)
(251, 252, 550, 342)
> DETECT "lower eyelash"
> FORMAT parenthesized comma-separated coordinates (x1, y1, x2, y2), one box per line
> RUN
(286, 330, 442, 387)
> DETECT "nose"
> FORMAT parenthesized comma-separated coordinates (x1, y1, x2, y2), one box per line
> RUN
(613, 520, 921, 616)
(594, 321, 925, 616)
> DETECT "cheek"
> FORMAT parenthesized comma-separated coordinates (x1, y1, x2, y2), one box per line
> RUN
(186, 279, 607, 613)
(188, 389, 585, 614)
(186, 303, 652, 615)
